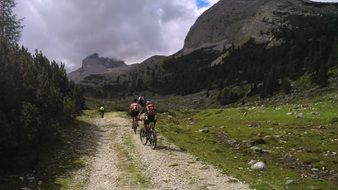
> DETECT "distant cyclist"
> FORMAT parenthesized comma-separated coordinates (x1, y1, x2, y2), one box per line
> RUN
(129, 98, 139, 129)
(99, 105, 105, 118)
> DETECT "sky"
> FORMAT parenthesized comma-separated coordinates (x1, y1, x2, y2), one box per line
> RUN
(14, 0, 219, 72)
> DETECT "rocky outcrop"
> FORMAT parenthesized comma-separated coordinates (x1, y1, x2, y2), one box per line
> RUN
(183, 0, 338, 54)
(68, 53, 127, 82)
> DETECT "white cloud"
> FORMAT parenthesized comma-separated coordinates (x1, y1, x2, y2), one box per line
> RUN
(14, 0, 219, 72)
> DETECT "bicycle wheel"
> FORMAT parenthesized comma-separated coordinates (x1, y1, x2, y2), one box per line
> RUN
(139, 127, 148, 145)
(149, 124, 157, 149)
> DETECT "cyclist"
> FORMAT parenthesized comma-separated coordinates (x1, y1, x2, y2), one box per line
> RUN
(99, 105, 105, 118)
(137, 95, 146, 121)
(129, 98, 139, 129)
(139, 100, 158, 149)
(143, 100, 156, 132)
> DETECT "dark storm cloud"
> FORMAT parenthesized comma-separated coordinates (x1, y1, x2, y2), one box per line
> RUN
(15, 0, 217, 72)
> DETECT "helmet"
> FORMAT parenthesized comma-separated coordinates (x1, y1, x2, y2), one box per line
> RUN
(138, 96, 144, 102)
(146, 100, 151, 105)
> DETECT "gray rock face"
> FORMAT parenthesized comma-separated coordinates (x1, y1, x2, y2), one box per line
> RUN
(68, 53, 127, 82)
(183, 0, 338, 54)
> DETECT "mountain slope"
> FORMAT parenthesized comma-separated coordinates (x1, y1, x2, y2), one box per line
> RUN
(78, 0, 338, 102)
(68, 53, 127, 82)
(184, 0, 338, 54)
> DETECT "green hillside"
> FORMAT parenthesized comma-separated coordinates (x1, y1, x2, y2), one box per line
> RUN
(157, 88, 338, 189)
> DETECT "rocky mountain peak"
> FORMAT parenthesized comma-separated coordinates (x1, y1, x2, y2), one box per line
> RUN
(183, 0, 338, 54)
(86, 53, 99, 59)
(68, 53, 127, 82)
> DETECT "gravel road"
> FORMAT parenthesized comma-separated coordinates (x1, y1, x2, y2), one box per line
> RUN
(78, 112, 250, 190)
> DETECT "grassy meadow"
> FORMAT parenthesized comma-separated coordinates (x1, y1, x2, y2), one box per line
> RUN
(156, 89, 338, 189)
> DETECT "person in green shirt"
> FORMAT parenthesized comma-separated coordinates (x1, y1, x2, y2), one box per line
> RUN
(99, 105, 105, 118)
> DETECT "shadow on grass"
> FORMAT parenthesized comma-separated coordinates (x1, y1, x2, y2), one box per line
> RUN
(0, 119, 100, 190)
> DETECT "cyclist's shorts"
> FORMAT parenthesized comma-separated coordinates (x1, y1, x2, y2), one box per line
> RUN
(145, 115, 156, 124)
(130, 110, 139, 117)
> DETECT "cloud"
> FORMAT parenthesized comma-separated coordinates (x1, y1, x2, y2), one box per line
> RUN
(14, 0, 219, 72)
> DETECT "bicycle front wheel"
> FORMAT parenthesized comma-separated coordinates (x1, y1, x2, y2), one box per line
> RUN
(140, 127, 148, 145)
(149, 128, 157, 150)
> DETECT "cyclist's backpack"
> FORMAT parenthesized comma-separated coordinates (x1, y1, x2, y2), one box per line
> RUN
(130, 103, 138, 112)
(146, 103, 155, 116)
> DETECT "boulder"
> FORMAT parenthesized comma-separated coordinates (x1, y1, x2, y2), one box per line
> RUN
(250, 161, 266, 170)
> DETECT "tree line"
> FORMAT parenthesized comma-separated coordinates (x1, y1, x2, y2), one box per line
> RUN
(0, 0, 85, 161)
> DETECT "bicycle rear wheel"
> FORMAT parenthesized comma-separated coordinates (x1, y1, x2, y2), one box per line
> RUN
(149, 123, 157, 149)
(140, 127, 148, 145)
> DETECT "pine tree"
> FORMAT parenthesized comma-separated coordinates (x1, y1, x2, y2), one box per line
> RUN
(316, 62, 329, 87)
(0, 0, 22, 44)
(281, 78, 292, 94)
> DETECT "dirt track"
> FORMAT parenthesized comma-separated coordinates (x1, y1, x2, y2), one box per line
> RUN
(77, 112, 250, 190)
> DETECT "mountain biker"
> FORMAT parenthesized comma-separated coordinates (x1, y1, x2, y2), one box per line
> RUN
(99, 105, 105, 118)
(129, 98, 139, 129)
(137, 95, 146, 120)
(143, 100, 156, 132)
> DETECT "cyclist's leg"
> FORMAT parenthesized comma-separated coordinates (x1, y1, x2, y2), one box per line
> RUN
(144, 120, 148, 133)
(135, 115, 139, 126)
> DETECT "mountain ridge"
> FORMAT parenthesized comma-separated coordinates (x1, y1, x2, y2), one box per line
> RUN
(68, 53, 127, 82)
(183, 0, 338, 54)
(77, 0, 338, 102)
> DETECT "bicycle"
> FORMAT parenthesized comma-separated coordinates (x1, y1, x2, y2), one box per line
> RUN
(140, 115, 157, 149)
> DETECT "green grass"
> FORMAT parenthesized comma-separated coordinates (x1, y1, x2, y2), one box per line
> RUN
(157, 90, 338, 190)
(86, 97, 129, 112)
(84, 89, 220, 113)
